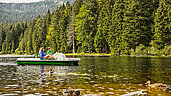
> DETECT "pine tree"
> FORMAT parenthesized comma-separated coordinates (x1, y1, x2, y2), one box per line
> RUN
(109, 0, 124, 55)
(46, 8, 60, 52)
(137, 0, 157, 47)
(75, 0, 98, 53)
(4, 25, 14, 53)
(2, 42, 6, 54)
(59, 2, 71, 53)
(45, 9, 51, 31)
(154, 0, 171, 49)
(43, 9, 51, 48)
(32, 16, 42, 53)
(67, 0, 83, 53)
(95, 0, 113, 53)
(25, 20, 36, 54)
(0, 24, 5, 51)
(95, 0, 111, 53)
(120, 0, 146, 55)
(67, 9, 76, 53)
(73, 0, 83, 15)
(11, 40, 15, 53)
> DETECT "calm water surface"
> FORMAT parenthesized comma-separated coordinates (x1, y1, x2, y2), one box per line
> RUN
(0, 56, 170, 96)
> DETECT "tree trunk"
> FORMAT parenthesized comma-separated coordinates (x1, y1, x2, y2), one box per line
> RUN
(79, 45, 81, 53)
(73, 32, 75, 54)
(72, 9, 75, 54)
(105, 42, 107, 53)
(88, 44, 90, 54)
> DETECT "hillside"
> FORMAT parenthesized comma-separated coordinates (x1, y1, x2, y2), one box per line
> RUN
(0, 0, 74, 23)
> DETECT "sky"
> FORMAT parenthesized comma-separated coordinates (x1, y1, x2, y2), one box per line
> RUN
(0, 0, 45, 3)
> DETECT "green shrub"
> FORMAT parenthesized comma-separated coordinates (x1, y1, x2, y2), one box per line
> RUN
(162, 45, 171, 56)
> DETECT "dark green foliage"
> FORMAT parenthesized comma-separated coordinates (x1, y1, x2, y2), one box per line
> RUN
(0, 24, 5, 51)
(154, 0, 171, 49)
(0, 0, 170, 56)
(67, 0, 83, 53)
(109, 0, 124, 55)
(95, 0, 113, 53)
(75, 0, 98, 53)
(0, 0, 75, 23)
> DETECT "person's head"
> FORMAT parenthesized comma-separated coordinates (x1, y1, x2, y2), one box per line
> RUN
(39, 47, 44, 53)
(48, 47, 51, 51)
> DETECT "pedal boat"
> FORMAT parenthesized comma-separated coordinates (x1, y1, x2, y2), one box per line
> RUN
(17, 53, 81, 66)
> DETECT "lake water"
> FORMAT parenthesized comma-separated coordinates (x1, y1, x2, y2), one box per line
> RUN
(0, 56, 170, 96)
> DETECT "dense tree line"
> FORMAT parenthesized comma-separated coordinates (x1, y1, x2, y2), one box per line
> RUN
(0, 0, 170, 56)
(0, 0, 74, 23)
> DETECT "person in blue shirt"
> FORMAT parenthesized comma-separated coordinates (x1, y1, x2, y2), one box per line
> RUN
(39, 47, 50, 60)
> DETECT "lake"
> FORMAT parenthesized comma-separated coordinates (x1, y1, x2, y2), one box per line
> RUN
(0, 56, 170, 96)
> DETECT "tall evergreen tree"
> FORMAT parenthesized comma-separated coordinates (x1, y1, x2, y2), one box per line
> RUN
(67, 8, 76, 53)
(1, 42, 6, 54)
(67, 0, 83, 53)
(46, 8, 60, 52)
(59, 2, 71, 53)
(109, 0, 124, 55)
(154, 0, 171, 49)
(25, 20, 36, 54)
(73, 0, 83, 15)
(11, 40, 15, 53)
(32, 16, 42, 53)
(75, 0, 98, 53)
(95, 0, 113, 53)
(121, 0, 148, 55)
(0, 24, 5, 51)
(45, 9, 51, 31)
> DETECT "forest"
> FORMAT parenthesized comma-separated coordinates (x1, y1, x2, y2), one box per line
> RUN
(0, 0, 170, 56)
(0, 0, 74, 23)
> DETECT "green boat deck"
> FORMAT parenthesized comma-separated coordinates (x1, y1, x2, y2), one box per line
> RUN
(17, 58, 80, 66)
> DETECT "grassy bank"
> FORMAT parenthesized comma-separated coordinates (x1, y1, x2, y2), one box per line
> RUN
(65, 53, 111, 56)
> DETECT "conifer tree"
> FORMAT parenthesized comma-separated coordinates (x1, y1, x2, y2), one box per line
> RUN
(109, 0, 124, 55)
(67, 9, 75, 53)
(4, 25, 14, 53)
(138, 0, 157, 47)
(43, 9, 51, 48)
(2, 42, 6, 54)
(95, 0, 113, 53)
(0, 24, 5, 51)
(154, 0, 171, 49)
(121, 0, 145, 55)
(95, 0, 110, 53)
(59, 2, 71, 53)
(75, 0, 98, 53)
(13, 23, 21, 51)
(45, 9, 51, 31)
(25, 20, 36, 54)
(11, 40, 15, 53)
(32, 16, 42, 53)
(73, 0, 83, 15)
(67, 0, 83, 53)
(46, 8, 60, 52)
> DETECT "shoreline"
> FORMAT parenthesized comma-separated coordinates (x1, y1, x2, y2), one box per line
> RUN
(0, 53, 170, 58)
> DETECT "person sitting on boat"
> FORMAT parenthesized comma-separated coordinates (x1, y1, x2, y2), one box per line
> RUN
(47, 47, 54, 59)
(39, 47, 50, 60)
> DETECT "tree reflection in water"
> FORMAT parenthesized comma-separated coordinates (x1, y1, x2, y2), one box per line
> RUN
(0, 56, 170, 95)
